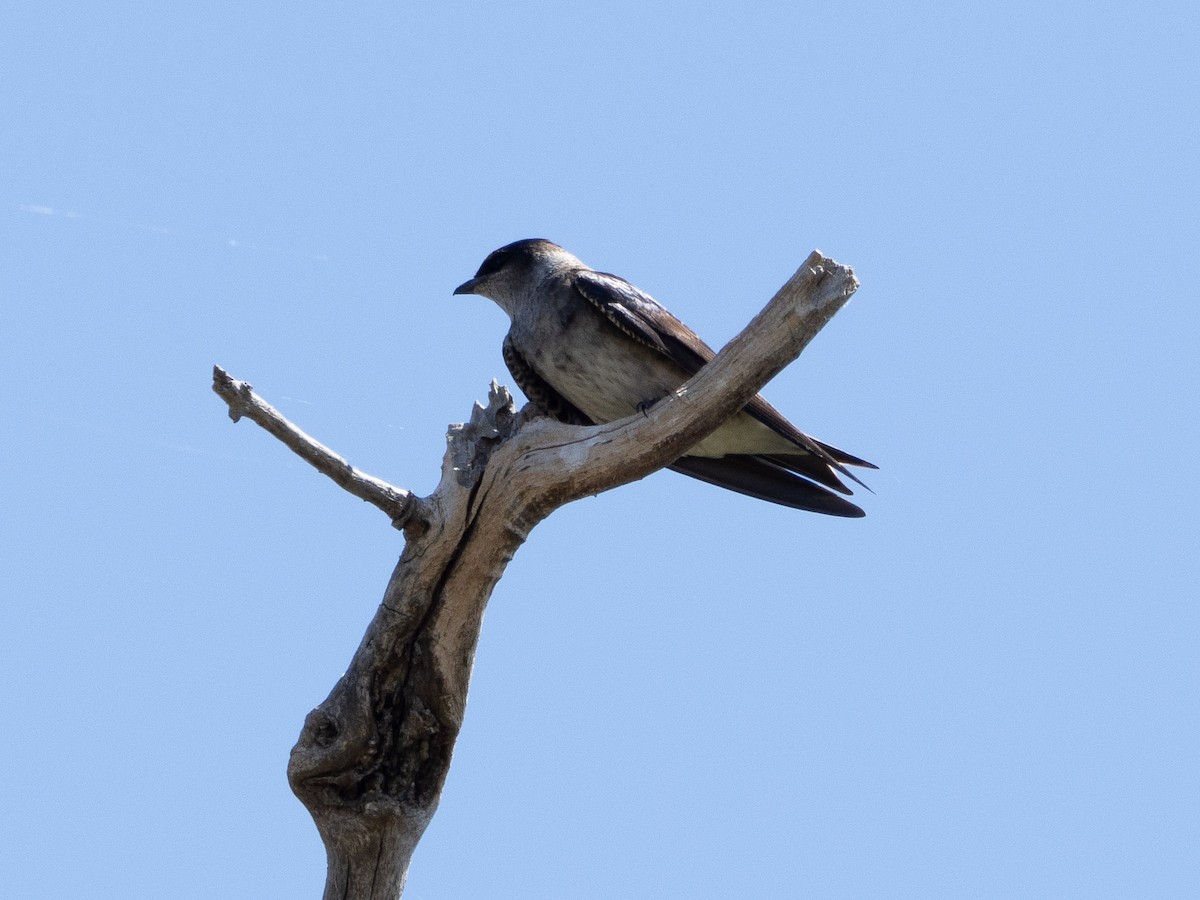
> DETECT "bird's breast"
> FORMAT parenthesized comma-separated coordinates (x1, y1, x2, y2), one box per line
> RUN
(510, 302, 680, 423)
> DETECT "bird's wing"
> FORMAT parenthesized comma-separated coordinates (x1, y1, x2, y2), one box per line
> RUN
(573, 270, 874, 490)
(503, 332, 593, 425)
(670, 455, 865, 517)
(573, 269, 715, 372)
(507, 315, 863, 518)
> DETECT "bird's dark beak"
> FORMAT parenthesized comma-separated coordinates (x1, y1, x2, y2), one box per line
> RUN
(452, 277, 479, 296)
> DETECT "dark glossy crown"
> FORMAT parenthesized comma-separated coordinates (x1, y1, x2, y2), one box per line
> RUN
(472, 238, 560, 279)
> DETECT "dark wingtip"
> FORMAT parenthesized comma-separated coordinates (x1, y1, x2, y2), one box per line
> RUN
(670, 455, 867, 518)
(814, 440, 878, 470)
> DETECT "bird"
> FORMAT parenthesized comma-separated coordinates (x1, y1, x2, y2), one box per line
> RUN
(453, 238, 875, 517)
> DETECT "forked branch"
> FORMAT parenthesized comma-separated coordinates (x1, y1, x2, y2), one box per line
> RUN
(212, 250, 858, 899)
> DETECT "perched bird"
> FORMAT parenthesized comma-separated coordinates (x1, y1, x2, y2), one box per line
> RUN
(454, 239, 875, 517)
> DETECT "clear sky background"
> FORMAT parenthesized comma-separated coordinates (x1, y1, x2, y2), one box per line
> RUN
(3, 3, 1197, 897)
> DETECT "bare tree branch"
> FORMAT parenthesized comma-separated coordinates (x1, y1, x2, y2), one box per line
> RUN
(213, 250, 858, 898)
(211, 366, 430, 533)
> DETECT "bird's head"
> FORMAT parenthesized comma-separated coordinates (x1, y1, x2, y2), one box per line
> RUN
(453, 238, 581, 315)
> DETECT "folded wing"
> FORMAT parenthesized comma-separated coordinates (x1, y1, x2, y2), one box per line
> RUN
(502, 330, 868, 517)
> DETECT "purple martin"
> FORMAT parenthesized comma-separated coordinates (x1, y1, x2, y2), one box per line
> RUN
(454, 239, 875, 517)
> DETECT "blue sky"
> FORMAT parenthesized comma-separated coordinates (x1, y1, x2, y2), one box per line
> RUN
(3, 2, 1197, 897)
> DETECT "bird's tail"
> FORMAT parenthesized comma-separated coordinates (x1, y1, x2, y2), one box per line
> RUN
(670, 455, 866, 517)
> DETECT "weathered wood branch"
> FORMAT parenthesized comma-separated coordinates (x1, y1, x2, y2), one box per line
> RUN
(212, 250, 858, 899)
(211, 367, 430, 534)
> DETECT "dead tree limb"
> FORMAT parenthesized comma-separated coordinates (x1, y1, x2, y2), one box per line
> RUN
(212, 250, 858, 899)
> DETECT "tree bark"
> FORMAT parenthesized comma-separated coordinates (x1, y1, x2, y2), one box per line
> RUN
(212, 250, 859, 898)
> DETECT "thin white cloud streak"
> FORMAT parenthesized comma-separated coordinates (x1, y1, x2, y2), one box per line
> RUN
(17, 201, 330, 262)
